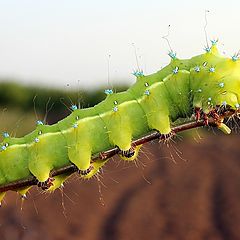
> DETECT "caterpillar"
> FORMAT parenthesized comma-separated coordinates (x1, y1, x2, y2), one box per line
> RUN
(0, 40, 239, 205)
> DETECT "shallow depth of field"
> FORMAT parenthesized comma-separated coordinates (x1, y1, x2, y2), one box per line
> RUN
(1, 1, 240, 239)
(0, 83, 239, 240)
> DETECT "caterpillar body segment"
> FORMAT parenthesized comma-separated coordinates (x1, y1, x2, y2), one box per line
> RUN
(0, 42, 240, 203)
(162, 70, 191, 120)
(26, 125, 70, 183)
(137, 82, 172, 134)
(0, 137, 30, 184)
(95, 91, 152, 149)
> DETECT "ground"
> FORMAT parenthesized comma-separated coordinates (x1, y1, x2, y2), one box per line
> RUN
(0, 130, 240, 240)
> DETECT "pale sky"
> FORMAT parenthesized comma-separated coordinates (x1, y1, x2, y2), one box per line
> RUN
(0, 0, 239, 89)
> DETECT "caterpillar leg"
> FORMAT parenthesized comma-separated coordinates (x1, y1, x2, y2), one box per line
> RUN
(209, 109, 231, 134)
(118, 144, 142, 161)
(82, 159, 109, 179)
(78, 164, 94, 176)
(37, 177, 55, 190)
(194, 107, 201, 122)
(195, 107, 210, 125)
(47, 174, 72, 192)
(159, 131, 175, 141)
(196, 107, 231, 134)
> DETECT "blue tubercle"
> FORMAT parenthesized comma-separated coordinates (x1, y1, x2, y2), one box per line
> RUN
(204, 46, 211, 53)
(168, 51, 177, 60)
(222, 101, 227, 107)
(113, 106, 118, 112)
(219, 82, 224, 88)
(194, 66, 200, 72)
(73, 123, 78, 128)
(232, 54, 239, 62)
(104, 89, 113, 95)
(71, 105, 78, 111)
(132, 70, 144, 77)
(2, 132, 9, 138)
(1, 145, 6, 151)
(209, 67, 215, 73)
(211, 39, 218, 45)
(36, 120, 44, 125)
(172, 66, 179, 74)
(144, 90, 150, 96)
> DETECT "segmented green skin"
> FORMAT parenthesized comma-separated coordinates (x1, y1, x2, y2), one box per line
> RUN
(0, 44, 239, 200)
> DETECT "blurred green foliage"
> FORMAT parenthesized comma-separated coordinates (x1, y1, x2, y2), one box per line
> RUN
(0, 81, 128, 120)
(0, 81, 128, 137)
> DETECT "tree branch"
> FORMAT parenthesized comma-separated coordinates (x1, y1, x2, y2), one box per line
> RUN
(0, 119, 217, 193)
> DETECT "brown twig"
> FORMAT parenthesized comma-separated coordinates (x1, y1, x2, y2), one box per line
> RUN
(0, 119, 217, 193)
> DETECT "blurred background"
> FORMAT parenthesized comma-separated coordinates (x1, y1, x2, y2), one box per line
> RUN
(0, 0, 240, 239)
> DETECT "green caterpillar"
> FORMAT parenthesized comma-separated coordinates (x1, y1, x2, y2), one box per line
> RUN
(0, 40, 239, 204)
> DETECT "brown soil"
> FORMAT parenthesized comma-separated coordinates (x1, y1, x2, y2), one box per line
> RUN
(0, 132, 240, 240)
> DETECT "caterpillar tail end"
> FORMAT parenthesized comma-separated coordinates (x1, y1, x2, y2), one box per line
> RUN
(217, 123, 231, 134)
